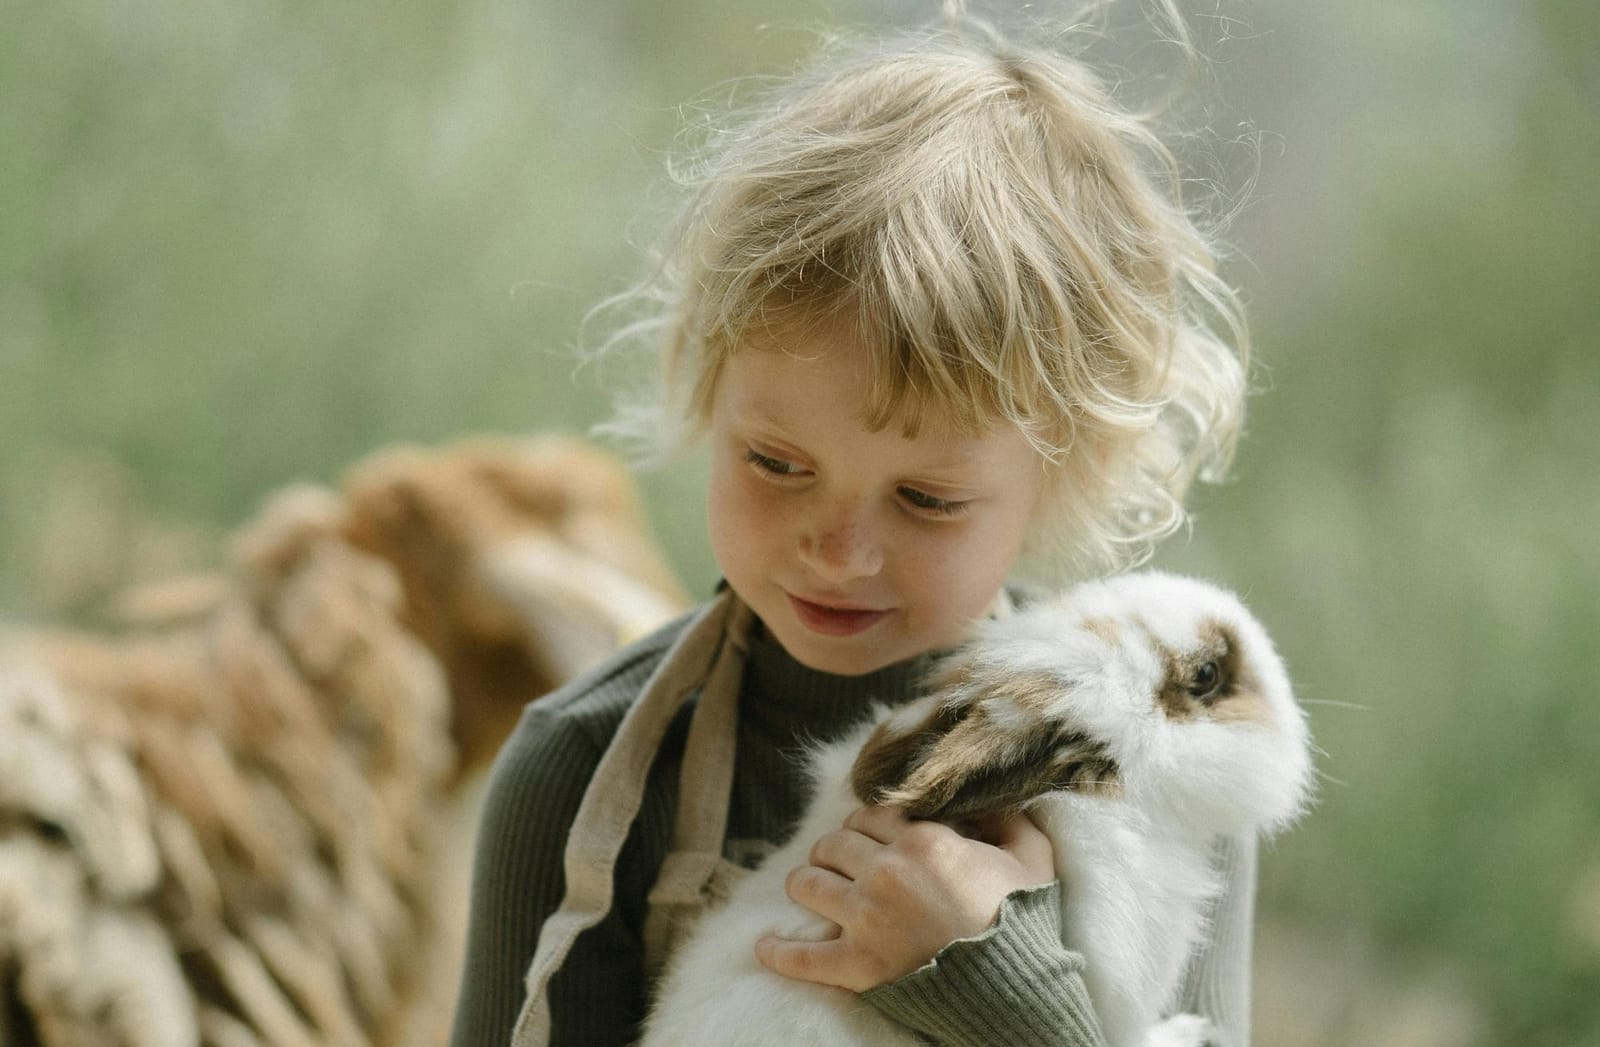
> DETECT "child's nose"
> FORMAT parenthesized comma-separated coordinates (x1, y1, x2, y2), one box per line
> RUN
(797, 500, 883, 582)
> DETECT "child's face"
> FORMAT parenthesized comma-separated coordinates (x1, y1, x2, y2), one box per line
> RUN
(706, 322, 1045, 676)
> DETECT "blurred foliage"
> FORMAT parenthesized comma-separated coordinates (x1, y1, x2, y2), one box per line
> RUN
(1, 0, 879, 602)
(3, 0, 1597, 1043)
(1149, 1, 1600, 1043)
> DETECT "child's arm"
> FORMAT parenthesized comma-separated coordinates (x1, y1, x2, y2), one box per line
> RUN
(865, 832, 1258, 1047)
(756, 811, 1258, 1045)
(754, 806, 1055, 990)
(756, 807, 1112, 1046)
(1171, 834, 1257, 1047)
(863, 880, 1111, 1045)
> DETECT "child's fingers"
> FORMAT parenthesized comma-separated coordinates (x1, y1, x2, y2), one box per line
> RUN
(974, 810, 1056, 880)
(978, 808, 1045, 849)
(807, 826, 879, 876)
(754, 934, 859, 990)
(841, 802, 911, 842)
(783, 863, 854, 925)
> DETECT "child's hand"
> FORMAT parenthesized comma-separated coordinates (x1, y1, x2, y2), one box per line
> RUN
(753, 804, 1055, 992)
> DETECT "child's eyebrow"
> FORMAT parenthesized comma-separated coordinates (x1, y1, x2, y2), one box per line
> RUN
(896, 459, 992, 490)
(727, 399, 804, 443)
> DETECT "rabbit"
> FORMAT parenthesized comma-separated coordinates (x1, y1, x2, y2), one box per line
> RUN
(643, 571, 1313, 1047)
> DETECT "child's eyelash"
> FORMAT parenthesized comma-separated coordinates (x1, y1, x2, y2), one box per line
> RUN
(746, 448, 966, 516)
(899, 486, 968, 517)
(744, 448, 798, 475)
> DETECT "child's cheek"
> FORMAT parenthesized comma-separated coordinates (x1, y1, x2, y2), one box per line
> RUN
(707, 458, 785, 575)
(717, 464, 778, 526)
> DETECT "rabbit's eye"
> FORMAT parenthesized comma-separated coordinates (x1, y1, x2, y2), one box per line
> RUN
(1189, 661, 1221, 701)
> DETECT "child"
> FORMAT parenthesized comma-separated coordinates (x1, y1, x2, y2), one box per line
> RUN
(451, 9, 1254, 1046)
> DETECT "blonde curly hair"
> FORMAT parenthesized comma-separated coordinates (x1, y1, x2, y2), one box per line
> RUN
(594, 14, 1248, 577)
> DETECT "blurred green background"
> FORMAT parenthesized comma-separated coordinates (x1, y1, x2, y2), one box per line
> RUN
(3, 0, 1596, 1043)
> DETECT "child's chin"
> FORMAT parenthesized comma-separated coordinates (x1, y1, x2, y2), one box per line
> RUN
(771, 623, 901, 678)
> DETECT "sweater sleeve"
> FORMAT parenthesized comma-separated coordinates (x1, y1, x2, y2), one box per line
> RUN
(862, 835, 1257, 1046)
(1173, 833, 1258, 1047)
(861, 882, 1109, 1046)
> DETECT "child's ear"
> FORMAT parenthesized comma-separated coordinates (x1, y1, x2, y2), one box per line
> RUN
(850, 674, 1121, 822)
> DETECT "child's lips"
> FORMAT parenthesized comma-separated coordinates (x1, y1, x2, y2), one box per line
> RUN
(786, 593, 890, 637)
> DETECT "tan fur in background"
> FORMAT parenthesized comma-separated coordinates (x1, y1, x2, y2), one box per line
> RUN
(0, 436, 686, 1047)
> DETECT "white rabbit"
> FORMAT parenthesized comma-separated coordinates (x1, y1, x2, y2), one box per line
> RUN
(643, 571, 1313, 1047)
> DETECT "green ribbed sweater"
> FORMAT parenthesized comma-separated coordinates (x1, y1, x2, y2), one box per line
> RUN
(448, 605, 1256, 1046)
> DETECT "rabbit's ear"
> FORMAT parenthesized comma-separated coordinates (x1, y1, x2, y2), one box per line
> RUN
(851, 671, 1120, 822)
(849, 697, 969, 811)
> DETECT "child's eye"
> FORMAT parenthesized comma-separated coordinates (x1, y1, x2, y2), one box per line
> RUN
(898, 486, 968, 517)
(744, 447, 803, 477)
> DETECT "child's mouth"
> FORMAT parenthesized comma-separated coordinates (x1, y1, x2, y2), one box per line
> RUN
(786, 594, 889, 637)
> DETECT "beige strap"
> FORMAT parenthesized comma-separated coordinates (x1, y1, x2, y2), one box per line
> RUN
(642, 596, 752, 977)
(510, 590, 747, 1047)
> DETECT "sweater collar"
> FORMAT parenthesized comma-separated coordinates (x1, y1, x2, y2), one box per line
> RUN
(740, 617, 932, 742)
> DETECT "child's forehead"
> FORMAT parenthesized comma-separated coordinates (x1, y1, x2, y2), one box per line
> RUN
(725, 317, 985, 429)
(717, 344, 1026, 466)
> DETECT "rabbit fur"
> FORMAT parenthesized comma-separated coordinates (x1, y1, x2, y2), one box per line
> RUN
(643, 571, 1313, 1047)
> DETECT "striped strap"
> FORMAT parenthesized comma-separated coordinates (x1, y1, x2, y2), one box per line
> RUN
(510, 590, 747, 1046)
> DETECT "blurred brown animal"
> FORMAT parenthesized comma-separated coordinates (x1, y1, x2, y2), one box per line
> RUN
(0, 437, 687, 1047)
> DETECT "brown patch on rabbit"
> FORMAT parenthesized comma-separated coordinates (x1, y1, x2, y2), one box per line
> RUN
(1152, 619, 1270, 727)
(851, 667, 1121, 822)
(1078, 616, 1122, 647)
(848, 698, 971, 810)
